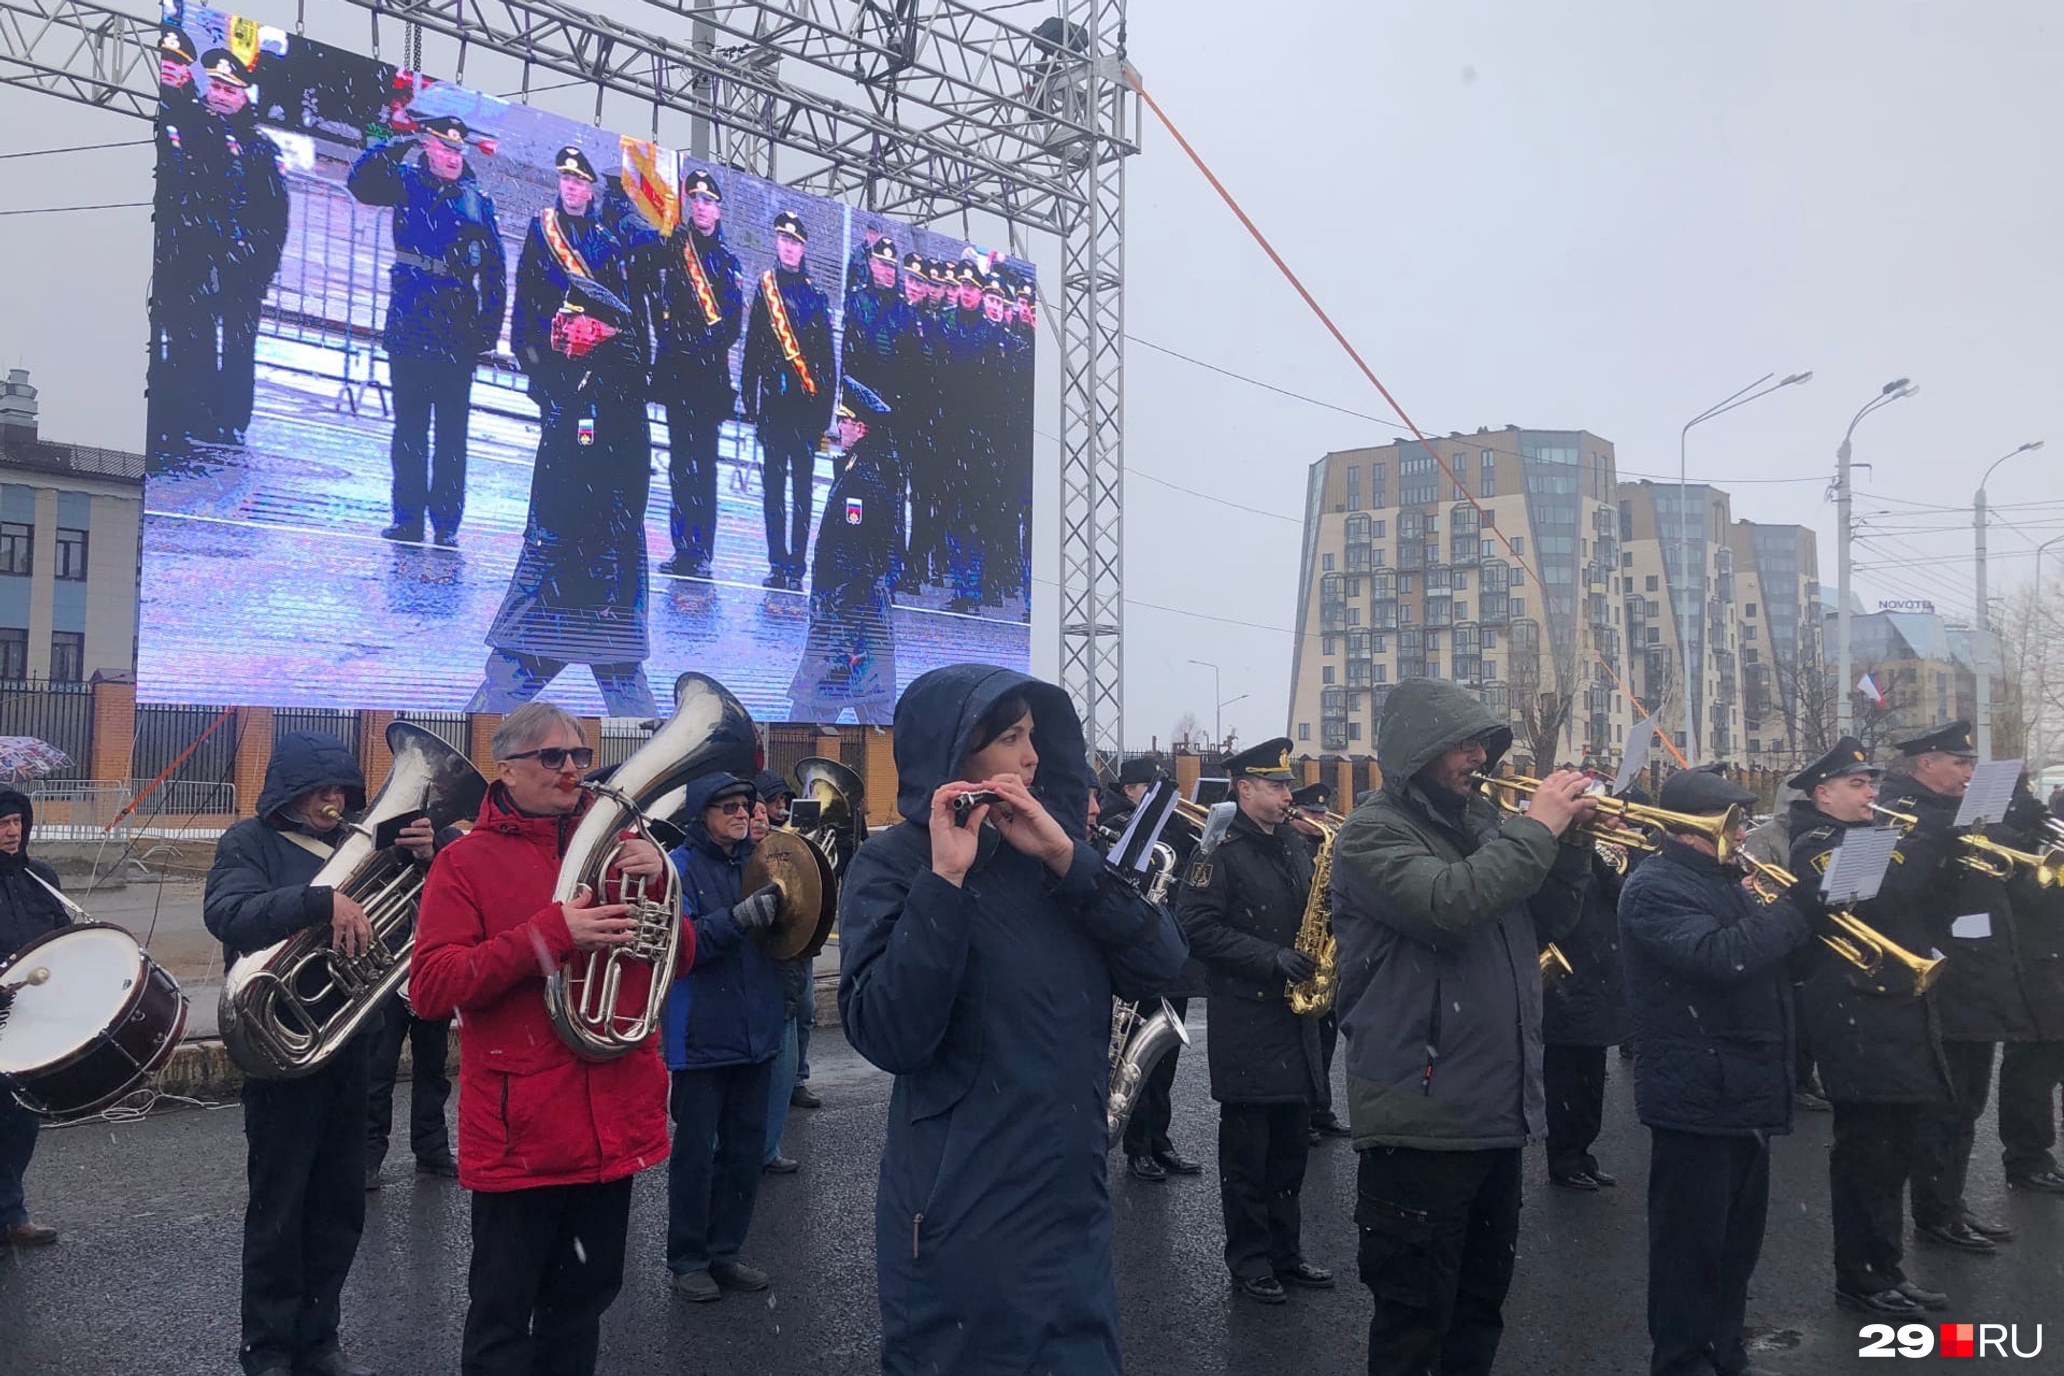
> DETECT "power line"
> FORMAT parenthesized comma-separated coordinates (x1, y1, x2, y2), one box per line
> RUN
(0, 201, 150, 218)
(0, 139, 150, 161)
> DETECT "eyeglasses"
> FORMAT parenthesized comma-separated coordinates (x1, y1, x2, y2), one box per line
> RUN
(714, 798, 753, 815)
(503, 746, 595, 770)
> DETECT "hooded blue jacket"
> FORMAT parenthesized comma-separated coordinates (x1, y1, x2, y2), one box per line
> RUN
(662, 772, 785, 1071)
(203, 732, 367, 966)
(838, 664, 1187, 1376)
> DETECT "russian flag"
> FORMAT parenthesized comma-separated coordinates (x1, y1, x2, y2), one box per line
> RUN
(1940, 1324, 1974, 1358)
(1856, 673, 1886, 706)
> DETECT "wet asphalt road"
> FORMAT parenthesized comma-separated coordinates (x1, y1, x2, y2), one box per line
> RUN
(4, 1014, 2060, 1376)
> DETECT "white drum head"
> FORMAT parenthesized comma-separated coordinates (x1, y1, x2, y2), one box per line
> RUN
(0, 927, 144, 1074)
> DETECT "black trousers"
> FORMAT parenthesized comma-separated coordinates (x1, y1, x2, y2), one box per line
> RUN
(1544, 1044, 1609, 1178)
(666, 1060, 773, 1274)
(365, 997, 452, 1169)
(239, 1045, 369, 1375)
(1912, 1038, 1995, 1227)
(1217, 1101, 1310, 1280)
(664, 398, 724, 564)
(460, 1177, 632, 1376)
(1831, 1101, 1921, 1295)
(1647, 1129, 1770, 1376)
(758, 413, 816, 576)
(1356, 1145, 1521, 1376)
(1121, 998, 1186, 1159)
(218, 283, 266, 436)
(388, 354, 474, 532)
(1312, 1013, 1340, 1125)
(1999, 1039, 2064, 1178)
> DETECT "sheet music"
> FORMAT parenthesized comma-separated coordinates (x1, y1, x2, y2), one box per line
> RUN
(1953, 759, 2021, 829)
(1614, 716, 1657, 796)
(1109, 782, 1175, 874)
(1822, 826, 1900, 906)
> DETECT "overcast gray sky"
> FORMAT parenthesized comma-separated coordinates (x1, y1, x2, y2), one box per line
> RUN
(4, 2, 2058, 746)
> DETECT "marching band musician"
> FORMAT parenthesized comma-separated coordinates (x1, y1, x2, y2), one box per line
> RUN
(1288, 781, 1352, 1143)
(652, 169, 745, 580)
(1617, 769, 1810, 1376)
(741, 210, 836, 591)
(838, 665, 1185, 1374)
(1329, 677, 1594, 1376)
(1785, 737, 1955, 1316)
(469, 148, 656, 717)
(1880, 722, 2034, 1254)
(1114, 758, 1206, 1184)
(347, 115, 506, 547)
(1175, 739, 1332, 1305)
(0, 789, 67, 1248)
(206, 733, 435, 1376)
(1996, 778, 2064, 1195)
(410, 703, 677, 1376)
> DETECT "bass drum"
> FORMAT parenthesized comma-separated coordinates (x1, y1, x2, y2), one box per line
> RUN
(0, 922, 189, 1118)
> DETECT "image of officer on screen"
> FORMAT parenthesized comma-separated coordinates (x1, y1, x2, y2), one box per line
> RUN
(788, 379, 899, 726)
(740, 209, 835, 593)
(466, 147, 654, 717)
(650, 168, 744, 582)
(347, 112, 505, 547)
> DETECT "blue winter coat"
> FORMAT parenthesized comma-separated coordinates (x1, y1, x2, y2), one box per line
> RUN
(1617, 839, 1808, 1137)
(838, 664, 1187, 1376)
(202, 732, 367, 966)
(346, 141, 507, 363)
(662, 772, 785, 1072)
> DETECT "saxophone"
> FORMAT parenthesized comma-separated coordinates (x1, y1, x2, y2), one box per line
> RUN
(1285, 815, 1338, 1015)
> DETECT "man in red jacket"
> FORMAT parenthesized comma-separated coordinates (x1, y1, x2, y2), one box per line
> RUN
(411, 701, 683, 1376)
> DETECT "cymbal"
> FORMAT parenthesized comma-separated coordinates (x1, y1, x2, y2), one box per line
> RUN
(742, 831, 833, 961)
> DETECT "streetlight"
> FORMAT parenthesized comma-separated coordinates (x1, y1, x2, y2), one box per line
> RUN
(2032, 532, 2064, 773)
(1835, 378, 1920, 738)
(1678, 370, 1812, 761)
(1974, 440, 2046, 757)
(1187, 658, 1222, 747)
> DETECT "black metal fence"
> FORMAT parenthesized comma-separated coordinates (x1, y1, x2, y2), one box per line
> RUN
(0, 679, 93, 780)
(133, 703, 239, 788)
(275, 707, 360, 746)
(396, 710, 468, 756)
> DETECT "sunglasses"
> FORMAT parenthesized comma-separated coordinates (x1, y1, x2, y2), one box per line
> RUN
(713, 798, 754, 815)
(504, 746, 595, 770)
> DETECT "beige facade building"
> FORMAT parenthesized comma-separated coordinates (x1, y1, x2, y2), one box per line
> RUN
(1288, 427, 1633, 768)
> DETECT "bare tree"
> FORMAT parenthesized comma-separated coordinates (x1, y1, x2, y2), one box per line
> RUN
(1171, 710, 1202, 752)
(1770, 632, 1838, 763)
(1508, 627, 1577, 772)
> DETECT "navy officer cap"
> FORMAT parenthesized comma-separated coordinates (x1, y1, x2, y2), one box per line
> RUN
(1893, 719, 1977, 759)
(1226, 737, 1297, 783)
(1786, 736, 1880, 794)
(1291, 782, 1331, 810)
(1118, 757, 1163, 787)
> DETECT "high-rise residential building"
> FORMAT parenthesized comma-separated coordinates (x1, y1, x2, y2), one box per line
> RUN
(1289, 427, 1632, 768)
(1729, 521, 1823, 770)
(1618, 480, 1745, 763)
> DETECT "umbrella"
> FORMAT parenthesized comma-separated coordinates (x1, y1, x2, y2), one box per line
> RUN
(0, 737, 73, 783)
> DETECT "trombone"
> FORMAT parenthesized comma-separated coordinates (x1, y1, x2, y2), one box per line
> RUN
(1475, 773, 1743, 865)
(1735, 853, 1943, 997)
(1872, 806, 2062, 888)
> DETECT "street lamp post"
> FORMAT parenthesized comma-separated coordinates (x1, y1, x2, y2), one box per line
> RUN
(1975, 440, 2046, 758)
(1678, 371, 1812, 762)
(1187, 658, 1222, 748)
(1834, 379, 1921, 738)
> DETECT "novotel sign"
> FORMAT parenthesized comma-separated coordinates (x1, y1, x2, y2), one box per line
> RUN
(1878, 599, 1936, 614)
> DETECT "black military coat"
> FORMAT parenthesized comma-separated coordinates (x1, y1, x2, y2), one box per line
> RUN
(1787, 801, 1952, 1105)
(651, 222, 744, 409)
(1880, 773, 2038, 1044)
(1175, 808, 1323, 1105)
(740, 264, 835, 429)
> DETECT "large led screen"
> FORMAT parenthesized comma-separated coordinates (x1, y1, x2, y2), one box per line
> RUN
(142, 5, 1035, 721)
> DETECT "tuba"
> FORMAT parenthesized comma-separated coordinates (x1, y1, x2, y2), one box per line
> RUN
(544, 673, 758, 1060)
(1285, 814, 1339, 1015)
(220, 723, 488, 1079)
(787, 756, 869, 879)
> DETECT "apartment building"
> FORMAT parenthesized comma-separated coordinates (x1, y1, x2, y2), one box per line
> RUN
(1289, 427, 1633, 767)
(1730, 521, 1822, 770)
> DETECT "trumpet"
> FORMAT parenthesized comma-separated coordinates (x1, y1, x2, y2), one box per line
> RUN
(1475, 773, 1742, 865)
(1872, 806, 2062, 887)
(1539, 943, 1573, 983)
(1735, 853, 1943, 997)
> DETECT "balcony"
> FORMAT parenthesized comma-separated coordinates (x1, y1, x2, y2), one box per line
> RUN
(1450, 538, 1482, 566)
(1478, 592, 1508, 625)
(1397, 542, 1425, 572)
(1398, 656, 1429, 680)
(1453, 622, 1481, 655)
(1425, 598, 1455, 629)
(1481, 680, 1510, 715)
(1453, 655, 1484, 685)
(1344, 544, 1372, 574)
(1370, 600, 1399, 631)
(1321, 604, 1349, 632)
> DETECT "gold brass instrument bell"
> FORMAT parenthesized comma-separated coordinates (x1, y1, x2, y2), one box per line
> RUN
(1474, 773, 1743, 865)
(1735, 853, 1943, 997)
(1871, 805, 2061, 887)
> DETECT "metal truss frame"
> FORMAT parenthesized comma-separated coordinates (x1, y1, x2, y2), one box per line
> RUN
(0, 0, 1135, 754)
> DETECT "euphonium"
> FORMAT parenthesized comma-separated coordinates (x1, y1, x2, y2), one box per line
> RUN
(1735, 852, 1943, 997)
(220, 723, 488, 1079)
(544, 673, 758, 1061)
(1106, 997, 1191, 1148)
(1286, 813, 1339, 1015)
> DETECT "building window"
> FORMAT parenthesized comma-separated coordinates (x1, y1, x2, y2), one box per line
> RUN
(1511, 537, 1526, 556)
(0, 628, 24, 680)
(1348, 722, 1363, 741)
(1323, 666, 1336, 685)
(1373, 664, 1388, 683)
(1454, 600, 1469, 619)
(1645, 599, 1659, 616)
(1372, 519, 1388, 538)
(1509, 567, 1526, 588)
(1645, 574, 1658, 591)
(1371, 549, 1386, 567)
(54, 528, 88, 582)
(0, 523, 30, 577)
(1298, 723, 1311, 741)
(1647, 627, 1660, 644)
(1371, 464, 1387, 505)
(1322, 637, 1337, 656)
(1483, 659, 1496, 678)
(49, 631, 83, 683)
(1372, 635, 1387, 652)
(1322, 553, 1335, 571)
(1483, 628, 1497, 648)
(1348, 608, 1361, 625)
(1426, 631, 1442, 651)
(1744, 625, 1758, 641)
(1399, 604, 1413, 624)
(1745, 603, 1758, 617)
(1454, 570, 1469, 591)
(1512, 597, 1526, 616)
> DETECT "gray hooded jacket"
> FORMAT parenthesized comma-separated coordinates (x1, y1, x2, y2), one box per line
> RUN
(1330, 678, 1590, 1150)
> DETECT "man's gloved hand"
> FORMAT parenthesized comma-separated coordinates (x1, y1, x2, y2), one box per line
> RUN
(1273, 948, 1319, 985)
(732, 884, 782, 933)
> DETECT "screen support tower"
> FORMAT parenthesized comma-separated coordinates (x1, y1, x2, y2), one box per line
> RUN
(0, 0, 1139, 759)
